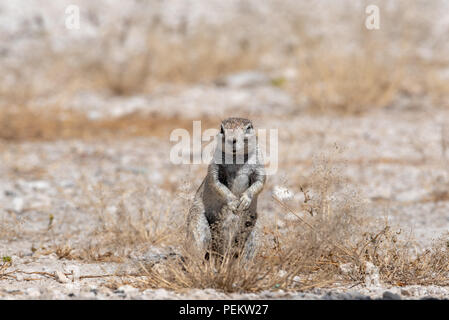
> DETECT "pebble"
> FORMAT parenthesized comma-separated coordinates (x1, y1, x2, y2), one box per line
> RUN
(116, 285, 139, 297)
(13, 197, 24, 213)
(382, 291, 401, 300)
(55, 270, 70, 283)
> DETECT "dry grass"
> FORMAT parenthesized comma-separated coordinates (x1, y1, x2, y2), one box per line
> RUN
(2, 143, 448, 292)
(423, 124, 449, 203)
(131, 246, 292, 292)
(0, 1, 447, 134)
(289, 3, 449, 115)
(82, 23, 264, 96)
(84, 154, 449, 293)
(297, 49, 404, 114)
(0, 20, 265, 100)
(0, 105, 216, 141)
(64, 179, 188, 262)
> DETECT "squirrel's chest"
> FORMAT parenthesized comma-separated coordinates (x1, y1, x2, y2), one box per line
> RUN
(219, 165, 252, 195)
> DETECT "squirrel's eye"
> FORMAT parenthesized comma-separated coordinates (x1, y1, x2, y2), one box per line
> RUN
(246, 125, 253, 133)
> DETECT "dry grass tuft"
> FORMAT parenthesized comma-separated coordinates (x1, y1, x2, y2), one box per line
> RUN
(297, 49, 404, 114)
(69, 180, 187, 262)
(83, 24, 264, 96)
(133, 247, 291, 293)
(100, 153, 449, 293)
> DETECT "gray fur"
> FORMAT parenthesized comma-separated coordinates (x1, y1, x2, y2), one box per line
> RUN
(186, 117, 266, 261)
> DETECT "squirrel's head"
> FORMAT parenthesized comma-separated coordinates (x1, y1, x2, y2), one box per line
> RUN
(218, 117, 256, 156)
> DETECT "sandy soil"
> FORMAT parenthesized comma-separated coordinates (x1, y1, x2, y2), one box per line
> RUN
(1, 105, 449, 299)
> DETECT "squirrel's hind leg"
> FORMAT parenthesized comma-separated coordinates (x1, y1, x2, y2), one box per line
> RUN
(186, 202, 211, 260)
(242, 223, 259, 261)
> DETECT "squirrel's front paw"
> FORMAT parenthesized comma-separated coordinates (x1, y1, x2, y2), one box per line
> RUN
(227, 198, 240, 211)
(238, 193, 252, 211)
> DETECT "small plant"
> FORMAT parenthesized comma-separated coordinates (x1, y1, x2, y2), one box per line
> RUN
(2, 256, 12, 263)
(112, 153, 449, 292)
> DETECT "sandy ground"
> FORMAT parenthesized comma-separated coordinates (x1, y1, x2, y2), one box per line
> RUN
(1, 105, 449, 299)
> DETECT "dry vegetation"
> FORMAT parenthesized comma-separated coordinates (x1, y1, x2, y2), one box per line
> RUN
(147, 157, 448, 292)
(84, 23, 264, 95)
(2, 0, 449, 297)
(1, 1, 449, 142)
(0, 106, 216, 141)
(297, 48, 403, 114)
(38, 154, 447, 293)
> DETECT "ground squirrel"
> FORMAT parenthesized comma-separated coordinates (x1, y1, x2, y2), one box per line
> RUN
(186, 117, 266, 261)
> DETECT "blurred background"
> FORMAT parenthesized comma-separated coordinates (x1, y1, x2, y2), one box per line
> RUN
(1, 0, 449, 139)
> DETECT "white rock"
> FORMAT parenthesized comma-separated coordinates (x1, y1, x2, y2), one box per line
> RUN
(273, 186, 294, 201)
(117, 285, 139, 296)
(13, 197, 24, 213)
(55, 270, 69, 283)
(28, 180, 50, 190)
(216, 71, 271, 88)
(64, 265, 80, 281)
